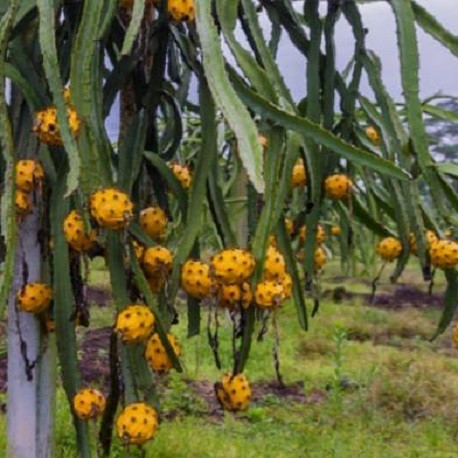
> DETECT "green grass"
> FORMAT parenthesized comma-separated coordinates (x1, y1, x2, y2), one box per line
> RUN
(1, 266, 457, 456)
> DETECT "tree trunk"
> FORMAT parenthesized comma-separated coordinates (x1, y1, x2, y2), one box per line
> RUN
(7, 211, 56, 457)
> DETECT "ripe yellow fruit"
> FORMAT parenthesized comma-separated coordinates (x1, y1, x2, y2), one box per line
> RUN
(143, 246, 173, 276)
(115, 305, 155, 343)
(73, 388, 106, 421)
(282, 273, 293, 299)
(168, 0, 195, 21)
(32, 105, 81, 146)
(15, 190, 32, 216)
(210, 248, 256, 285)
(17, 283, 53, 313)
(181, 260, 215, 299)
(376, 237, 403, 262)
(132, 240, 145, 261)
(313, 247, 327, 271)
(429, 239, 458, 270)
(116, 403, 158, 446)
(15, 160, 44, 193)
(299, 224, 325, 245)
(285, 217, 294, 235)
(140, 206, 168, 241)
(63, 210, 97, 252)
(63, 87, 71, 104)
(218, 282, 252, 309)
(330, 225, 341, 236)
(254, 280, 285, 309)
(365, 126, 381, 146)
(170, 163, 192, 190)
(292, 159, 307, 188)
(145, 333, 181, 373)
(89, 188, 133, 230)
(452, 323, 458, 348)
(215, 373, 252, 411)
(263, 245, 286, 281)
(408, 230, 438, 256)
(258, 135, 268, 148)
(324, 174, 353, 200)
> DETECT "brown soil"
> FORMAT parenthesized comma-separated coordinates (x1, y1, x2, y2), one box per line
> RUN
(323, 284, 444, 309)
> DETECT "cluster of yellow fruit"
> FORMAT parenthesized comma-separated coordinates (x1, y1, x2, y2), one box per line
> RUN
(118, 0, 195, 22)
(73, 388, 159, 446)
(14, 159, 44, 217)
(377, 231, 458, 270)
(115, 304, 181, 374)
(181, 245, 295, 311)
(32, 89, 81, 146)
(291, 159, 353, 201)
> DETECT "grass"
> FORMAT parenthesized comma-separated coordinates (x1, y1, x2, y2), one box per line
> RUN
(1, 259, 457, 456)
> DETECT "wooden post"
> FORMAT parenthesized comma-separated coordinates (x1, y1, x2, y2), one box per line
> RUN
(7, 211, 55, 457)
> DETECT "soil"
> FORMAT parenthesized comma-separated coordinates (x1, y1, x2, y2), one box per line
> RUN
(323, 284, 444, 309)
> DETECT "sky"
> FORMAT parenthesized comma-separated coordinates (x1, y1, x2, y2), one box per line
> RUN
(255, 0, 458, 101)
(107, 1, 458, 137)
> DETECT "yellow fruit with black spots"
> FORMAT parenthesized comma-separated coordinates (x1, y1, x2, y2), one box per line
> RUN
(170, 163, 192, 190)
(429, 239, 458, 270)
(285, 217, 294, 235)
(218, 282, 252, 309)
(145, 333, 181, 373)
(254, 280, 285, 309)
(15, 160, 44, 193)
(210, 248, 255, 285)
(292, 159, 307, 188)
(116, 403, 158, 446)
(324, 174, 353, 200)
(17, 283, 53, 313)
(452, 323, 458, 348)
(73, 388, 106, 421)
(282, 273, 293, 299)
(15, 190, 32, 216)
(32, 105, 81, 146)
(330, 225, 341, 236)
(408, 230, 438, 256)
(168, 0, 195, 21)
(313, 247, 327, 271)
(215, 373, 252, 412)
(63, 210, 97, 252)
(140, 206, 168, 241)
(115, 305, 155, 343)
(89, 188, 133, 230)
(299, 224, 325, 245)
(366, 126, 381, 146)
(181, 260, 215, 299)
(132, 240, 145, 262)
(376, 237, 403, 262)
(143, 246, 173, 276)
(263, 245, 286, 281)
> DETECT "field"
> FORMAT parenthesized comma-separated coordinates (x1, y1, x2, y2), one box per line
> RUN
(1, 260, 457, 457)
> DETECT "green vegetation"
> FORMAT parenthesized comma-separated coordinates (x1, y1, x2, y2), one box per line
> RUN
(3, 265, 457, 456)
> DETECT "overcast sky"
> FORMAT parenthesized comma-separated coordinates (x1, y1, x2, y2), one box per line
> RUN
(254, 0, 458, 101)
